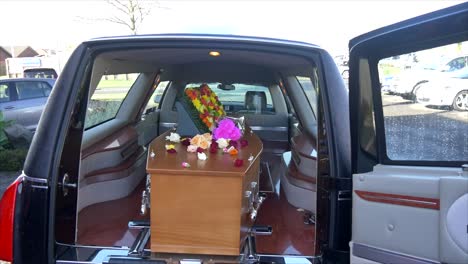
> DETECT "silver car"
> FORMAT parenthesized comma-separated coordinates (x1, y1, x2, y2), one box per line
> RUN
(0, 78, 55, 131)
(415, 67, 468, 111)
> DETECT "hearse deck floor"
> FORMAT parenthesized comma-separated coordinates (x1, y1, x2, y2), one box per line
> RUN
(77, 180, 149, 247)
(254, 190, 316, 256)
(77, 181, 315, 256)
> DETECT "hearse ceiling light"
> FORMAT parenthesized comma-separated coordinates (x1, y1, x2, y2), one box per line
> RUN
(209, 51, 221, 57)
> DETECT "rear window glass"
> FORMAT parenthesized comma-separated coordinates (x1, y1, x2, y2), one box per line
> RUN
(378, 41, 468, 162)
(85, 73, 139, 129)
(185, 83, 274, 114)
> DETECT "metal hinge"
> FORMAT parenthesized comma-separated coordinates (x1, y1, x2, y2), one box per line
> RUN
(58, 173, 77, 196)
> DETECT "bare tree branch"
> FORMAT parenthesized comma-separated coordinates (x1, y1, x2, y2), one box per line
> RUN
(76, 0, 163, 35)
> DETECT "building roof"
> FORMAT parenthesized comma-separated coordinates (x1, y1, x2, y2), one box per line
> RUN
(0, 46, 40, 57)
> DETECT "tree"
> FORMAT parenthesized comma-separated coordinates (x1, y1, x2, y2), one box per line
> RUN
(104, 0, 158, 35)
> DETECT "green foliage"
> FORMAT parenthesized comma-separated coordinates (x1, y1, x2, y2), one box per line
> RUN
(0, 148, 28, 171)
(0, 111, 14, 149)
(180, 93, 210, 134)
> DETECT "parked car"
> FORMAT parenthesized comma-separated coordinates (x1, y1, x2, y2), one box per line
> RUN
(23, 68, 58, 79)
(0, 3, 467, 264)
(0, 78, 55, 131)
(415, 67, 468, 110)
(388, 54, 468, 99)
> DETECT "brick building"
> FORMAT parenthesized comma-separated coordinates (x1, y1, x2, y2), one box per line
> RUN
(0, 46, 40, 76)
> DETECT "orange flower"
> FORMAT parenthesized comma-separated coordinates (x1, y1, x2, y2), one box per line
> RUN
(229, 148, 238, 156)
(190, 134, 212, 149)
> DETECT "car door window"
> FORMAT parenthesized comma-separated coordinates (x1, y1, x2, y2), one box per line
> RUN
(85, 73, 139, 129)
(446, 56, 467, 71)
(378, 40, 468, 162)
(0, 83, 10, 102)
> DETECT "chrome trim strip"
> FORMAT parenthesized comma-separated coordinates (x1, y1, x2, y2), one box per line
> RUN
(19, 172, 49, 189)
(353, 243, 439, 264)
(21, 172, 48, 184)
(56, 261, 94, 264)
(250, 126, 288, 132)
(160, 122, 176, 128)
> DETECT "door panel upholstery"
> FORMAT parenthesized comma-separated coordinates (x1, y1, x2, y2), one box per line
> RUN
(439, 177, 468, 263)
(352, 165, 467, 263)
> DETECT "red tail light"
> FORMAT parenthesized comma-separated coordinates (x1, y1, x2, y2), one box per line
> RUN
(0, 176, 22, 262)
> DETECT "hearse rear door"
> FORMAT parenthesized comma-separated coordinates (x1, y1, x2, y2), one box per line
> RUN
(348, 3, 468, 264)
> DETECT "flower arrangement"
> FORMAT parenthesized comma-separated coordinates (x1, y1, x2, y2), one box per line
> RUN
(183, 84, 225, 132)
(213, 118, 242, 141)
(162, 119, 250, 166)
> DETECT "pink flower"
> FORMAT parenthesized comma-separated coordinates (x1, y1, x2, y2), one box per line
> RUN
(187, 145, 198, 153)
(213, 119, 242, 141)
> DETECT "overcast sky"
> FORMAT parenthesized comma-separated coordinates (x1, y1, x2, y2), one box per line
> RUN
(0, 0, 464, 55)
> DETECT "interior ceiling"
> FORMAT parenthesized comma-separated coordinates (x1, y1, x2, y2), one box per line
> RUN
(99, 48, 314, 73)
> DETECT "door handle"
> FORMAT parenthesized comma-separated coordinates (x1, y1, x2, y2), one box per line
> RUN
(4, 106, 15, 110)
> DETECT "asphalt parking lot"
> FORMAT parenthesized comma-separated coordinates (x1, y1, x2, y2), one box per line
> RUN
(382, 93, 467, 161)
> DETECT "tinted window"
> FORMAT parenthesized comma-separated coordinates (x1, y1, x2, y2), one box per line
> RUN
(297, 76, 318, 118)
(85, 73, 139, 129)
(378, 41, 468, 162)
(185, 83, 274, 114)
(15, 81, 50, 100)
(0, 83, 10, 102)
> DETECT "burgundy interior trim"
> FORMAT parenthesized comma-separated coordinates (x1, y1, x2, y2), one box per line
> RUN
(355, 190, 440, 210)
(80, 147, 146, 187)
(82, 126, 138, 159)
(288, 162, 317, 186)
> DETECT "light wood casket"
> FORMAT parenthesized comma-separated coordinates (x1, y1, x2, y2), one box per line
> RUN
(146, 129, 263, 255)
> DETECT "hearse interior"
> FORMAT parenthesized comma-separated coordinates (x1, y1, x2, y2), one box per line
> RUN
(56, 44, 328, 263)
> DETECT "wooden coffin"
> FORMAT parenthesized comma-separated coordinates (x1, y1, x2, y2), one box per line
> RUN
(146, 129, 263, 255)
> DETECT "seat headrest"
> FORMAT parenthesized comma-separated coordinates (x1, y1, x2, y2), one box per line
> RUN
(245, 91, 267, 113)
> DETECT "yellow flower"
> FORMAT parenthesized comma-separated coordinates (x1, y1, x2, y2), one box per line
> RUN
(193, 99, 201, 109)
(165, 144, 175, 150)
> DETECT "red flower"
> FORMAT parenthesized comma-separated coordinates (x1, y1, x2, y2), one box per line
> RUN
(211, 141, 219, 149)
(209, 146, 217, 154)
(181, 138, 191, 146)
(197, 147, 204, 153)
(234, 159, 244, 167)
(240, 139, 248, 148)
(229, 140, 238, 148)
(167, 149, 177, 154)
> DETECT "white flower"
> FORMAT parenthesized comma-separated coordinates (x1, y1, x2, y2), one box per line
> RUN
(216, 138, 229, 149)
(197, 152, 207, 161)
(166, 132, 181, 143)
